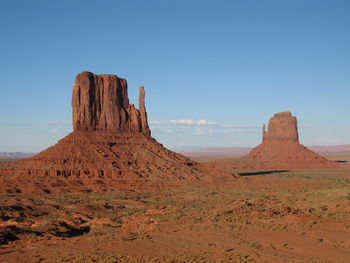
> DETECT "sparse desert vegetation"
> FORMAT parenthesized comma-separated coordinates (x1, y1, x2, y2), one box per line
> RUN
(1, 162, 349, 262)
(0, 74, 348, 263)
(2, 1, 350, 262)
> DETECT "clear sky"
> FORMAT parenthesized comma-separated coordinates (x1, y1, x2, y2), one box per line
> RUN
(0, 0, 349, 152)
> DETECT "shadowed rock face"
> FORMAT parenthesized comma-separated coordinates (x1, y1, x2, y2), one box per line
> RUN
(262, 111, 299, 143)
(72, 71, 150, 136)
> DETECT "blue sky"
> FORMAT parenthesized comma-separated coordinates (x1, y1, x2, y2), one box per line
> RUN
(0, 0, 349, 152)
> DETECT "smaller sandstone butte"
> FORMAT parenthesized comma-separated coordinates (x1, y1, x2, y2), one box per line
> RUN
(247, 111, 337, 169)
(262, 111, 299, 143)
(72, 72, 150, 135)
(210, 111, 338, 171)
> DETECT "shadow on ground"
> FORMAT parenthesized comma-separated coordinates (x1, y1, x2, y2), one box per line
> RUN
(239, 170, 289, 176)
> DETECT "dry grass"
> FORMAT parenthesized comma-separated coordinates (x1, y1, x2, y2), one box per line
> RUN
(0, 165, 349, 262)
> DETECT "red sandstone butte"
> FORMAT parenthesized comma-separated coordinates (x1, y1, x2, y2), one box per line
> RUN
(0, 72, 233, 194)
(247, 111, 338, 169)
(210, 111, 338, 171)
(261, 111, 298, 143)
(72, 72, 150, 135)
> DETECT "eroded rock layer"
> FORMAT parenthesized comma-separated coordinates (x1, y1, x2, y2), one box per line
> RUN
(211, 111, 337, 171)
(247, 111, 337, 169)
(0, 72, 233, 194)
(1, 131, 229, 194)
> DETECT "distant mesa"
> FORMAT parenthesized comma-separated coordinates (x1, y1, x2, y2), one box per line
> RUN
(0, 72, 232, 194)
(210, 111, 338, 171)
(247, 111, 338, 169)
(0, 152, 35, 159)
(262, 111, 298, 143)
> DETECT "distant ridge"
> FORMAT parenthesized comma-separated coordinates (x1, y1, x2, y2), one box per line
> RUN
(178, 147, 251, 157)
(2, 145, 349, 160)
(0, 152, 35, 159)
(178, 145, 350, 158)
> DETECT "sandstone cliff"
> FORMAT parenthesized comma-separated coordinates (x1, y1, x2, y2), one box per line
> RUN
(211, 111, 338, 171)
(72, 72, 150, 136)
(247, 111, 337, 169)
(0, 71, 232, 194)
(262, 111, 299, 143)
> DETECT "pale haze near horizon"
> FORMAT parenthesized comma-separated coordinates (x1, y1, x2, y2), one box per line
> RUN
(0, 0, 349, 152)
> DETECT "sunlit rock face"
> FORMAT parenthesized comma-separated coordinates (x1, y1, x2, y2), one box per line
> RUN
(72, 71, 150, 135)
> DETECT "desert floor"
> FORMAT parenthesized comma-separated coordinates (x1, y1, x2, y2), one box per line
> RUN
(0, 157, 349, 263)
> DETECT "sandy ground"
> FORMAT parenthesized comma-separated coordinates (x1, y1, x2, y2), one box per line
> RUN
(0, 160, 349, 262)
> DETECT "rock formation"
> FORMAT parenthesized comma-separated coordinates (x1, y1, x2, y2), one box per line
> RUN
(210, 111, 338, 171)
(72, 72, 150, 135)
(247, 111, 337, 169)
(262, 111, 299, 143)
(0, 72, 233, 194)
(138, 86, 151, 136)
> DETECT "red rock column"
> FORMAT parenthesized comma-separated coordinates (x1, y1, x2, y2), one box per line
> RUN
(139, 86, 151, 136)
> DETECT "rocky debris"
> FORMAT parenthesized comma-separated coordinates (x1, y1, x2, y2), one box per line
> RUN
(0, 226, 21, 244)
(0, 226, 43, 245)
(48, 221, 90, 237)
(1, 131, 223, 193)
(72, 72, 150, 135)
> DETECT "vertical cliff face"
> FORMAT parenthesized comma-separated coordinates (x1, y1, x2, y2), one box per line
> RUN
(72, 71, 150, 135)
(262, 111, 299, 143)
